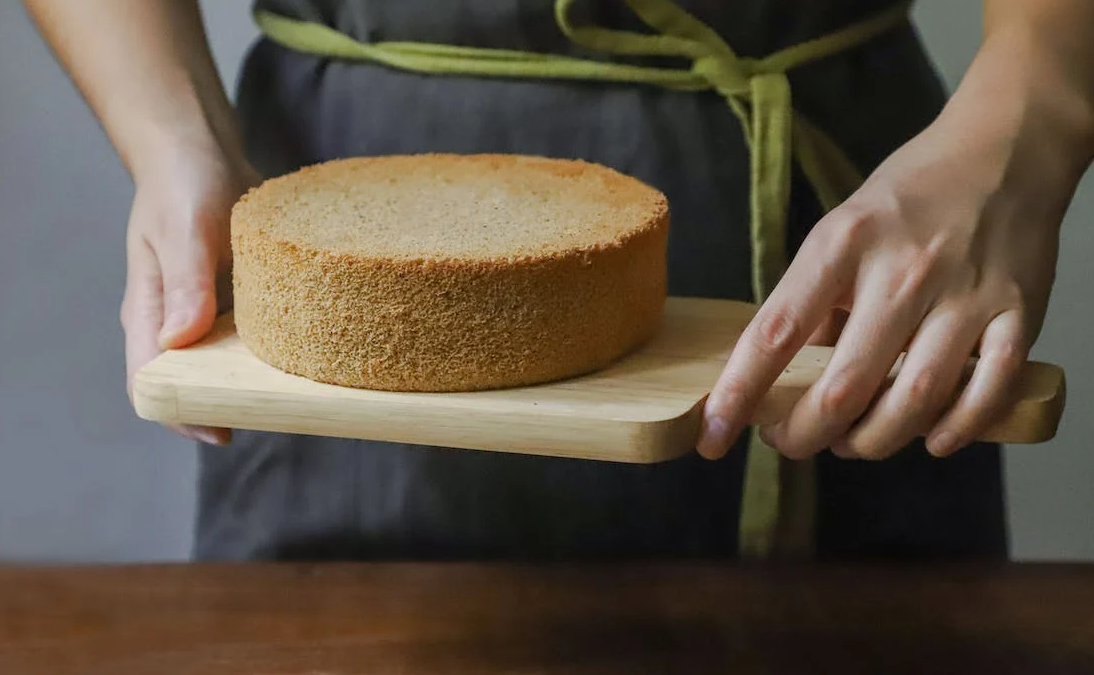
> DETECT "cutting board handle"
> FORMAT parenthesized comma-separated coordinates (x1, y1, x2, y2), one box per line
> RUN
(748, 346, 1066, 445)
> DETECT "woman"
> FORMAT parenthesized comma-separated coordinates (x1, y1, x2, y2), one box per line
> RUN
(25, 0, 1094, 561)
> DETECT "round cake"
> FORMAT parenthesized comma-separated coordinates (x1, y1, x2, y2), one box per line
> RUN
(230, 154, 669, 392)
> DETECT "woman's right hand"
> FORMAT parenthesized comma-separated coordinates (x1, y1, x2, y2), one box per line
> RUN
(121, 143, 261, 445)
(22, 0, 265, 443)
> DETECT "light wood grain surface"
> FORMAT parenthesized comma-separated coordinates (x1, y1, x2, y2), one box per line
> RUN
(132, 297, 1065, 461)
(2, 563, 1093, 675)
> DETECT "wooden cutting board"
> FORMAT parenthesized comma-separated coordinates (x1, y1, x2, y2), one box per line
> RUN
(132, 297, 1065, 462)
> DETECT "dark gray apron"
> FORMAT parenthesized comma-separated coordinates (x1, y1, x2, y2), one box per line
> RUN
(194, 0, 1006, 561)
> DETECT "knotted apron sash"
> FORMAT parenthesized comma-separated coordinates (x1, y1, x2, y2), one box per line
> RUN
(253, 0, 912, 559)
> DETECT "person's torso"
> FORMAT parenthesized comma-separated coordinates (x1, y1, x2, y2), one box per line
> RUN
(252, 0, 913, 57)
(199, 0, 1007, 564)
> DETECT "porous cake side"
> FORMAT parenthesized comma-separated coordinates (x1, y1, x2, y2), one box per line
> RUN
(230, 154, 668, 392)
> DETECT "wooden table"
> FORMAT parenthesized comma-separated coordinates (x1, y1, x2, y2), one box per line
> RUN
(1, 563, 1092, 674)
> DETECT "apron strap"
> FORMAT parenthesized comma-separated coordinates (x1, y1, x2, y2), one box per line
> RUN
(253, 0, 912, 560)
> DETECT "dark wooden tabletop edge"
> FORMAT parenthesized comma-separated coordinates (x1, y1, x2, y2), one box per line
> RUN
(2, 559, 1092, 579)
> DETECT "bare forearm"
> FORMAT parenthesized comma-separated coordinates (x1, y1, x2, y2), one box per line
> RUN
(941, 1, 1094, 181)
(23, 0, 246, 180)
(984, 0, 1094, 130)
(912, 0, 1094, 233)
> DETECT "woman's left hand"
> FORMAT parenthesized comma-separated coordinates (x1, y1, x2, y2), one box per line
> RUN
(696, 20, 1094, 461)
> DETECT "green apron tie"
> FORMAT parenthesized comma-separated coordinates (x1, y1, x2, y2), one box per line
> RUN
(254, 0, 912, 560)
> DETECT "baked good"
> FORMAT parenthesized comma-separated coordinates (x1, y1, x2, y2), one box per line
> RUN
(230, 153, 668, 392)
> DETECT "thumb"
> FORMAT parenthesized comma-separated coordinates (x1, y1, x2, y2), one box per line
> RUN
(157, 239, 219, 350)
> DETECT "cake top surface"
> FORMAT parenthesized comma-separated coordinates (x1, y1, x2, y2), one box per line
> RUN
(232, 154, 667, 262)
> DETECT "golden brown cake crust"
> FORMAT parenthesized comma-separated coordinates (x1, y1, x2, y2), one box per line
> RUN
(231, 154, 668, 392)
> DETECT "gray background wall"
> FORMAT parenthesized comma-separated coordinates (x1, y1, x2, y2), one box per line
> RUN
(0, 1, 1090, 562)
